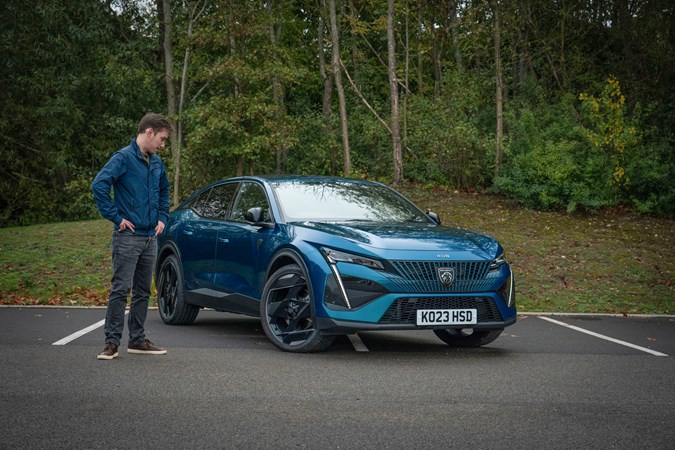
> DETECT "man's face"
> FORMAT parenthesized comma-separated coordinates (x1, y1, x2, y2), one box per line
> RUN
(146, 129, 170, 154)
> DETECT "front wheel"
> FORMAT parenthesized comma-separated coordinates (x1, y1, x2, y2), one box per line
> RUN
(433, 328, 503, 347)
(156, 254, 199, 325)
(260, 264, 335, 353)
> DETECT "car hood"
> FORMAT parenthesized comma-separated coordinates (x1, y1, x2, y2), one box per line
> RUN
(292, 221, 498, 258)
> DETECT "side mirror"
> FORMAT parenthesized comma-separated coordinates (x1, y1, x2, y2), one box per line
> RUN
(426, 211, 441, 225)
(245, 207, 274, 229)
(245, 207, 263, 222)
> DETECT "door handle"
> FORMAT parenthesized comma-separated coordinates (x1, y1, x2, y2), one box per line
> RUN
(218, 237, 229, 244)
(182, 229, 194, 236)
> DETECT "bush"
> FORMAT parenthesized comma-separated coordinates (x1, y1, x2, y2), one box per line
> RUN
(406, 94, 493, 189)
(495, 80, 674, 216)
(495, 96, 619, 212)
(61, 169, 99, 221)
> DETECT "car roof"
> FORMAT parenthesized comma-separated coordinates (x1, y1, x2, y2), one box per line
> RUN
(229, 175, 381, 184)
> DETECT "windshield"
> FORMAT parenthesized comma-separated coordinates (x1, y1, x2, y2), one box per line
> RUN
(271, 180, 430, 223)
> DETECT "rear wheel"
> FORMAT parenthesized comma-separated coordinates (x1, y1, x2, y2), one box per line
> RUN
(260, 264, 335, 353)
(433, 328, 503, 347)
(157, 254, 199, 325)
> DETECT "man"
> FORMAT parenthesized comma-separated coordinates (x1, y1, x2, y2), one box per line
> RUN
(92, 113, 172, 360)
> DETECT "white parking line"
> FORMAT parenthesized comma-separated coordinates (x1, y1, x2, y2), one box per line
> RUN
(348, 333, 369, 352)
(52, 311, 128, 346)
(539, 316, 668, 357)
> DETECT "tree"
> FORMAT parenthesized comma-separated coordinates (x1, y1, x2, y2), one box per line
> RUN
(0, 0, 163, 226)
(2, 0, 674, 225)
(160, 0, 179, 204)
(387, 0, 403, 185)
(327, 0, 351, 176)
(491, 0, 504, 181)
(317, 0, 336, 173)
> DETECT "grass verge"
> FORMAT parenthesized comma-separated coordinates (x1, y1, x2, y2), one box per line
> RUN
(0, 188, 673, 313)
(400, 187, 673, 314)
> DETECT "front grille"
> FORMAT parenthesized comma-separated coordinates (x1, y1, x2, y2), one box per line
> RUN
(384, 260, 494, 293)
(379, 296, 502, 324)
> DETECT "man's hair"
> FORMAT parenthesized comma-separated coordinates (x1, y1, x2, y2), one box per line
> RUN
(138, 112, 173, 134)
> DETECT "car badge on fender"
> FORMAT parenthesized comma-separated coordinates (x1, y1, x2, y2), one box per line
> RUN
(438, 267, 455, 287)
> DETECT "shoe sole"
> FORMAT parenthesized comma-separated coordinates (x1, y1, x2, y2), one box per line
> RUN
(97, 352, 119, 360)
(127, 349, 167, 355)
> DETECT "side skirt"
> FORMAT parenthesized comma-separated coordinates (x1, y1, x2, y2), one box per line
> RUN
(185, 288, 260, 317)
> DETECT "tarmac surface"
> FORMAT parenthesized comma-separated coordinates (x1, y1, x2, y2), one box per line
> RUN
(0, 307, 673, 449)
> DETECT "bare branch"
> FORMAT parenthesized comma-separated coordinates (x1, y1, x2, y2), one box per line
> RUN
(340, 59, 417, 160)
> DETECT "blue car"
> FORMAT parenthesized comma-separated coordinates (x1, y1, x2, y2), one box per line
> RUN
(155, 176, 516, 352)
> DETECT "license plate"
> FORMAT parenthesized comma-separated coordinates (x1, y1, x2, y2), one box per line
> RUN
(416, 308, 477, 326)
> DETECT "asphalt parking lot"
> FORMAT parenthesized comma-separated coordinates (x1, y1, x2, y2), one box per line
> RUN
(0, 307, 673, 449)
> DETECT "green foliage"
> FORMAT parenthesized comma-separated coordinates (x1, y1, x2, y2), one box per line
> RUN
(578, 77, 639, 185)
(61, 169, 99, 221)
(496, 79, 674, 216)
(496, 96, 618, 212)
(405, 73, 493, 189)
(623, 132, 675, 216)
(1, 0, 674, 224)
(577, 78, 675, 215)
(0, 0, 163, 227)
(285, 112, 338, 176)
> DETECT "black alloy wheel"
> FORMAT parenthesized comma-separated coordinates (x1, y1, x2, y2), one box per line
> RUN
(433, 328, 503, 347)
(157, 254, 199, 325)
(260, 264, 335, 352)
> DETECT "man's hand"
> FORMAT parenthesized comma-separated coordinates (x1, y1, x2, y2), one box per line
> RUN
(155, 220, 166, 236)
(118, 218, 135, 233)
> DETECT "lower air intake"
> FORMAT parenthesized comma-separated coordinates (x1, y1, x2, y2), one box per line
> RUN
(379, 296, 502, 324)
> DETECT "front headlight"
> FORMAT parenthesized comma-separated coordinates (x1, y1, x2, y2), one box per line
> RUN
(321, 248, 385, 270)
(490, 251, 507, 271)
(320, 247, 387, 310)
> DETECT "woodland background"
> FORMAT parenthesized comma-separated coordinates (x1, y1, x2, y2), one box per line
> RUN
(1, 0, 674, 228)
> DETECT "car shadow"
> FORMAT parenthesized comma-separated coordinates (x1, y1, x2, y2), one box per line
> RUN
(181, 314, 512, 356)
(356, 331, 512, 356)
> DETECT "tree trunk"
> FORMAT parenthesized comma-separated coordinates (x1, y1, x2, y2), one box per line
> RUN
(176, 1, 206, 202)
(449, 0, 463, 72)
(388, 0, 403, 186)
(492, 0, 504, 181)
(403, 0, 409, 149)
(268, 0, 285, 174)
(317, 1, 335, 173)
(236, 155, 243, 177)
(161, 0, 179, 205)
(417, 4, 423, 94)
(327, 0, 350, 176)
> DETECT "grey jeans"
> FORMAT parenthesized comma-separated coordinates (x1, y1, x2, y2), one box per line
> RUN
(104, 232, 157, 346)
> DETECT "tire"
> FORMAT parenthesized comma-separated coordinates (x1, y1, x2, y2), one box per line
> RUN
(260, 264, 335, 353)
(433, 328, 503, 347)
(156, 254, 199, 325)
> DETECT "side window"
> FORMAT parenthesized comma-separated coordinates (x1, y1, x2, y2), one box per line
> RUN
(191, 189, 212, 216)
(230, 182, 271, 222)
(191, 183, 237, 219)
(207, 183, 237, 219)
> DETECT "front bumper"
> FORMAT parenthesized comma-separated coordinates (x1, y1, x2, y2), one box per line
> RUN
(316, 315, 517, 335)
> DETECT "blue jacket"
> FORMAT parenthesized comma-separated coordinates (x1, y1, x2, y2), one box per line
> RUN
(92, 139, 170, 236)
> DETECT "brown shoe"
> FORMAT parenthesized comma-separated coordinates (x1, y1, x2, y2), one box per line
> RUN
(127, 339, 167, 355)
(97, 343, 119, 360)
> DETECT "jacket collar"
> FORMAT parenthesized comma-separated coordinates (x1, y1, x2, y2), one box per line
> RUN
(130, 139, 157, 165)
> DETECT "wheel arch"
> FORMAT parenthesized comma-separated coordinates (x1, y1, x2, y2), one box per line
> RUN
(260, 249, 336, 352)
(266, 248, 309, 282)
(156, 240, 181, 280)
